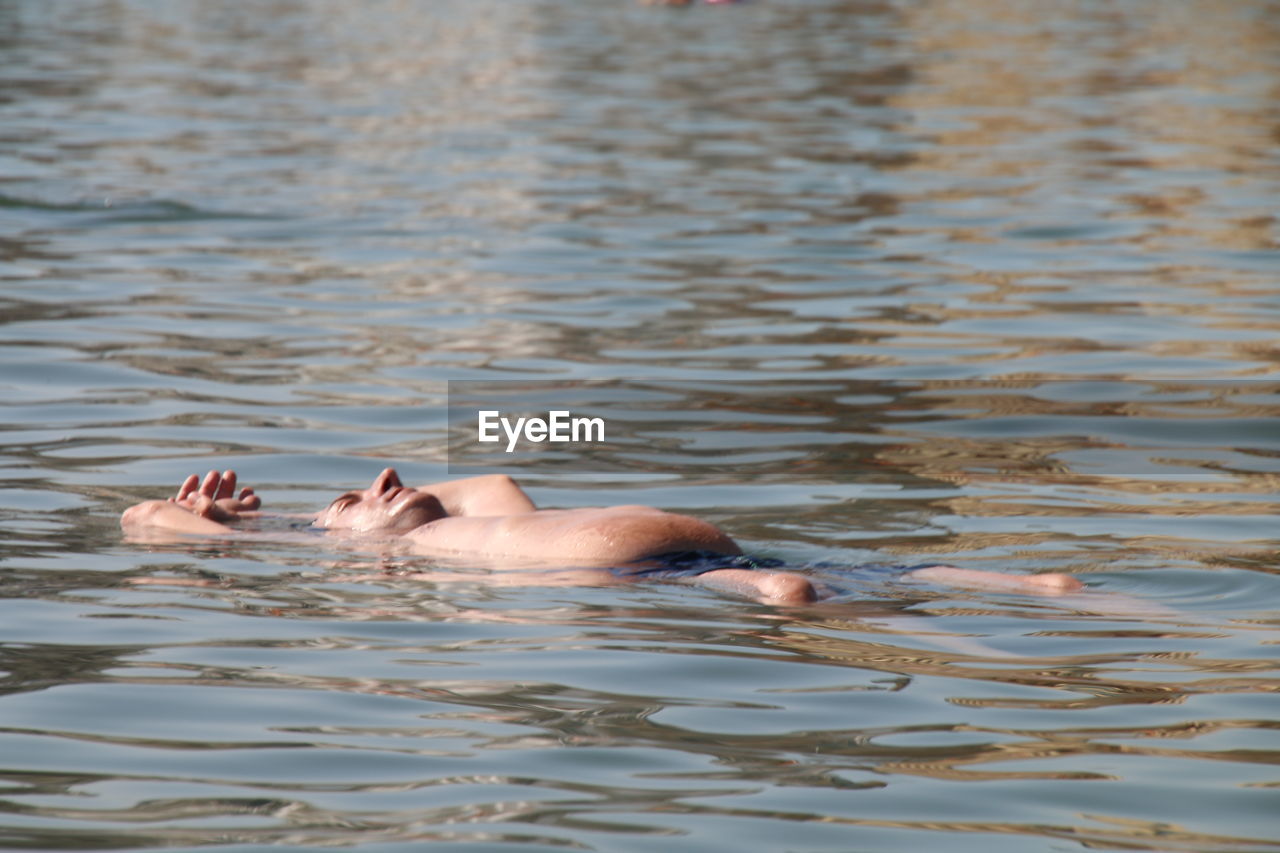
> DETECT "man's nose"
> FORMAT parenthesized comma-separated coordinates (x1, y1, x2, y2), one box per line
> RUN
(371, 467, 403, 495)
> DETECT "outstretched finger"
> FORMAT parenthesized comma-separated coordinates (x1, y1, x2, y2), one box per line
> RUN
(200, 470, 223, 500)
(174, 474, 201, 503)
(238, 488, 261, 510)
(218, 470, 238, 501)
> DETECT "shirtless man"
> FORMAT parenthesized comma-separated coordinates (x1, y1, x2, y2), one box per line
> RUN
(121, 467, 1084, 604)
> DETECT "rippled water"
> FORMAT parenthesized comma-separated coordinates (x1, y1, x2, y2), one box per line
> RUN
(2, 1, 1278, 850)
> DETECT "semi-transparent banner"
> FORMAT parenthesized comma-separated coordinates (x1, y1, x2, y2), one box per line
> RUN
(445, 379, 1280, 481)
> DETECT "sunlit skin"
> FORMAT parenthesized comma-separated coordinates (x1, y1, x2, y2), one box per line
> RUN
(121, 467, 1085, 604)
(316, 476, 448, 534)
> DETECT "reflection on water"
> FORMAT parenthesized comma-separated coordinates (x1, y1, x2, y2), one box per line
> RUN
(1, 0, 1278, 850)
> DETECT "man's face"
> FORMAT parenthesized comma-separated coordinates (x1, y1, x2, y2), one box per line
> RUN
(316, 468, 445, 533)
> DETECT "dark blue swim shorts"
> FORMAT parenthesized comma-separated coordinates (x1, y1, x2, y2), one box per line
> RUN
(620, 550, 941, 585)
(619, 550, 787, 579)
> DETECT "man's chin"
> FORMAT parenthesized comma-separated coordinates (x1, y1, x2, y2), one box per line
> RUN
(319, 506, 436, 534)
(385, 512, 436, 533)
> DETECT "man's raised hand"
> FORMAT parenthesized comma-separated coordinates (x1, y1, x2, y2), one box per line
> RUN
(172, 470, 261, 521)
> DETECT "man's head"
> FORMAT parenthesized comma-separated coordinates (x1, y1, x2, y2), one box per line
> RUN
(315, 467, 446, 533)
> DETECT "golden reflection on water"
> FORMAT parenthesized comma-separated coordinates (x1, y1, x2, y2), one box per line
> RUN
(871, 381, 1280, 489)
(893, 0, 1280, 219)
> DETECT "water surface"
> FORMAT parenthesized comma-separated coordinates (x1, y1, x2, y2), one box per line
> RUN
(1, 1, 1278, 850)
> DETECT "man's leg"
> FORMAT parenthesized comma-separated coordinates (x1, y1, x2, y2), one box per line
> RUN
(909, 565, 1084, 594)
(695, 565, 1082, 604)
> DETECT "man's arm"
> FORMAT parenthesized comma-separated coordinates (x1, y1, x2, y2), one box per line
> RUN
(121, 470, 261, 536)
(414, 474, 537, 517)
(122, 500, 236, 534)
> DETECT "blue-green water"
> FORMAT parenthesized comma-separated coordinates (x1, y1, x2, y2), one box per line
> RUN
(1, 1, 1278, 850)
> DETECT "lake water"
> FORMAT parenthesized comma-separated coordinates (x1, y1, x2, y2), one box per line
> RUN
(1, 1, 1278, 850)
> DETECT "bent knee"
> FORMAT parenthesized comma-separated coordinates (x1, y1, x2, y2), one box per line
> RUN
(755, 572, 818, 604)
(1028, 572, 1085, 593)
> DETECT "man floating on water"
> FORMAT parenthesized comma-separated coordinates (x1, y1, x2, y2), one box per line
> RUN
(123, 467, 1085, 604)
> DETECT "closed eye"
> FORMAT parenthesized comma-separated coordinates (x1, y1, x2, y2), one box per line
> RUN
(327, 492, 361, 511)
